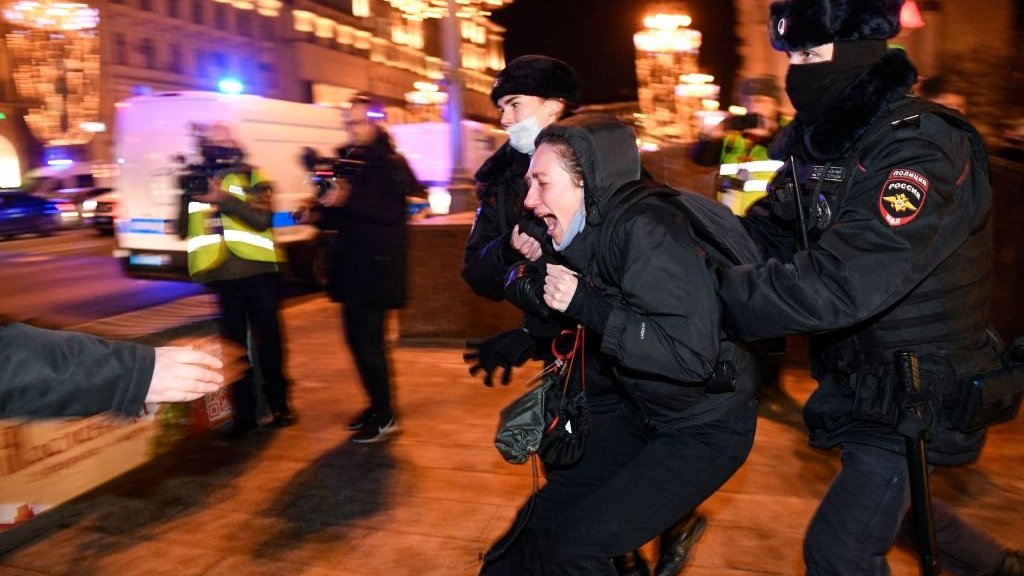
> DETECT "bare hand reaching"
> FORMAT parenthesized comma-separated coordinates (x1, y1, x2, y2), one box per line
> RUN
(147, 347, 225, 403)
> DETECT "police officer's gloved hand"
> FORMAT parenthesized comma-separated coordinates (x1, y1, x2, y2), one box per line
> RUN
(505, 261, 550, 319)
(463, 328, 536, 387)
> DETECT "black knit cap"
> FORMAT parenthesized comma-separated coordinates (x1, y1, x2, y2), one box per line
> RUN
(490, 55, 583, 110)
(769, 0, 904, 52)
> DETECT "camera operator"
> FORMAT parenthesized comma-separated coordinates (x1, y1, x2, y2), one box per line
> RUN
(180, 122, 296, 437)
(310, 98, 424, 444)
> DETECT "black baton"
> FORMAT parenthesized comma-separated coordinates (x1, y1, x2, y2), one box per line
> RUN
(894, 349, 941, 575)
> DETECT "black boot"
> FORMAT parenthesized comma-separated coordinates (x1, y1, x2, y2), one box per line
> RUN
(654, 513, 708, 576)
(612, 550, 650, 576)
(998, 550, 1024, 576)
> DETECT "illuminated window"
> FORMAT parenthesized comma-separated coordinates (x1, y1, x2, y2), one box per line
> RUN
(169, 44, 183, 73)
(353, 0, 369, 17)
(191, 0, 204, 24)
(114, 33, 128, 65)
(215, 3, 228, 30)
(138, 38, 156, 69)
(238, 11, 252, 36)
(261, 16, 276, 40)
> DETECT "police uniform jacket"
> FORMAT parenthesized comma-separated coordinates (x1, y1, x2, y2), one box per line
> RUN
(462, 142, 533, 301)
(0, 323, 153, 418)
(717, 49, 1000, 464)
(545, 116, 757, 429)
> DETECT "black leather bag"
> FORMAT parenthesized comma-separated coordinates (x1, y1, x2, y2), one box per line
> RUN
(494, 369, 555, 464)
(494, 328, 590, 466)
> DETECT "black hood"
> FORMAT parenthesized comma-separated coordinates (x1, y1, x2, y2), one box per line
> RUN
(771, 48, 917, 160)
(538, 114, 641, 228)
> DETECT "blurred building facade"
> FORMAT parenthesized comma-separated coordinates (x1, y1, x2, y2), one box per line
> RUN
(0, 0, 512, 177)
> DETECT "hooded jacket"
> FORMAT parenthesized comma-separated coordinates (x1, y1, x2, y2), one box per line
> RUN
(717, 48, 999, 463)
(542, 115, 757, 428)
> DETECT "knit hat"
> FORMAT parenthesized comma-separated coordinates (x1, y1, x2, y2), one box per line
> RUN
(769, 0, 904, 52)
(490, 55, 583, 110)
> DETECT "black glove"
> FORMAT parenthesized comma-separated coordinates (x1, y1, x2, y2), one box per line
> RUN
(463, 328, 537, 387)
(505, 261, 550, 319)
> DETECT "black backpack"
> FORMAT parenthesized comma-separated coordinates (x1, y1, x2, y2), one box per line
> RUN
(595, 180, 763, 393)
(596, 180, 762, 281)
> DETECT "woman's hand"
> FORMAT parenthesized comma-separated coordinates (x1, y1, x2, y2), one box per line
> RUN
(543, 263, 579, 312)
(510, 224, 542, 261)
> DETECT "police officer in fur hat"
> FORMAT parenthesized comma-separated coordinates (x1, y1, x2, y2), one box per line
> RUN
(716, 0, 1024, 574)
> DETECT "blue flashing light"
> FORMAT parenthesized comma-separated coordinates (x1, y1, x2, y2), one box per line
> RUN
(47, 158, 74, 167)
(218, 78, 244, 94)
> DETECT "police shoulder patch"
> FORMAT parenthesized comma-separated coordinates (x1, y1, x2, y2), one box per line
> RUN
(878, 168, 928, 227)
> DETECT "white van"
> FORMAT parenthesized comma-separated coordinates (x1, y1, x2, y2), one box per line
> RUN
(112, 91, 348, 280)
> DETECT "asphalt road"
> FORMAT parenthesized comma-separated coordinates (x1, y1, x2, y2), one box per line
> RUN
(0, 228, 204, 328)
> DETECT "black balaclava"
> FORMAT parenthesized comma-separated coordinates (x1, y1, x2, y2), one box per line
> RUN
(785, 39, 887, 126)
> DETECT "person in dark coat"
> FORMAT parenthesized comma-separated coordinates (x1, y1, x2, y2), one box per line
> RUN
(0, 322, 224, 417)
(318, 99, 423, 444)
(479, 114, 758, 576)
(716, 0, 1024, 573)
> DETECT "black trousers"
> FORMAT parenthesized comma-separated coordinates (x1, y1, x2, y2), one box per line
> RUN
(341, 304, 393, 420)
(210, 273, 290, 424)
(482, 398, 758, 576)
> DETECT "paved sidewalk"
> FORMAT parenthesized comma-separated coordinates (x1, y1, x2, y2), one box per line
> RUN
(1, 296, 1021, 575)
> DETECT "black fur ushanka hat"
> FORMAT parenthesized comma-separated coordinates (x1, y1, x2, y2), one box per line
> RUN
(769, 0, 904, 52)
(490, 55, 582, 110)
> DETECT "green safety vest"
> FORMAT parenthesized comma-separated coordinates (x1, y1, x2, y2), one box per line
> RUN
(186, 167, 278, 277)
(716, 125, 785, 216)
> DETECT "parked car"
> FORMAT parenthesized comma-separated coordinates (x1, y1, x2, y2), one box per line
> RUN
(21, 162, 117, 229)
(91, 190, 117, 235)
(0, 191, 59, 239)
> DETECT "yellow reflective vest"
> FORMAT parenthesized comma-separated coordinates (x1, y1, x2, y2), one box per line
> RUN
(716, 130, 785, 216)
(186, 167, 277, 277)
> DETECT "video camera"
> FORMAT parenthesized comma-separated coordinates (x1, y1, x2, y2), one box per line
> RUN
(177, 142, 246, 199)
(300, 147, 365, 198)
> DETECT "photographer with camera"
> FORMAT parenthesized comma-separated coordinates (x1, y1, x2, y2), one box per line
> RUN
(180, 122, 296, 437)
(306, 98, 423, 444)
(691, 75, 787, 217)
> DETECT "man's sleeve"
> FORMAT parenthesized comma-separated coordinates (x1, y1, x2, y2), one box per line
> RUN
(719, 129, 971, 341)
(462, 196, 518, 301)
(600, 206, 720, 383)
(0, 324, 155, 418)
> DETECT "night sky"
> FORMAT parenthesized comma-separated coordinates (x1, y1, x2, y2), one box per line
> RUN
(490, 0, 739, 106)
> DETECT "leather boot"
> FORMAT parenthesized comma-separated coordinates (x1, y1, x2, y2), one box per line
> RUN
(654, 513, 708, 576)
(612, 550, 651, 576)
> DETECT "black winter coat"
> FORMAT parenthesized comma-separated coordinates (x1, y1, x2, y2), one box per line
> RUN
(717, 49, 1000, 464)
(0, 323, 153, 417)
(544, 116, 757, 428)
(323, 133, 422, 309)
(462, 142, 534, 301)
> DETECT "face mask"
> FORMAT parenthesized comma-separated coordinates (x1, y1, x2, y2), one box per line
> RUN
(785, 40, 887, 126)
(507, 115, 543, 155)
(552, 201, 587, 252)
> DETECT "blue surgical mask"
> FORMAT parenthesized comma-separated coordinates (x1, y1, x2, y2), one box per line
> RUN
(552, 202, 587, 252)
(507, 116, 543, 155)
